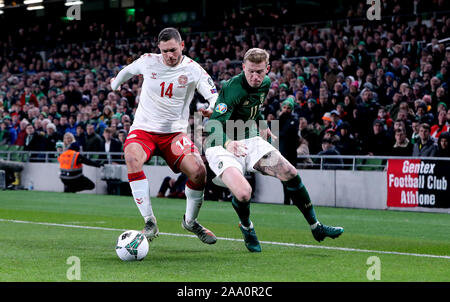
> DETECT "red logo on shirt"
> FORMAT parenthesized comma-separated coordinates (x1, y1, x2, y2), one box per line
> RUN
(151, 73, 157, 79)
(178, 75, 188, 85)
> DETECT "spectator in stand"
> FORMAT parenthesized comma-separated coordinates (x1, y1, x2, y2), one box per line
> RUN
(436, 131, 450, 157)
(353, 41, 371, 71)
(0, 120, 11, 145)
(377, 107, 393, 129)
(330, 109, 343, 131)
(100, 127, 123, 164)
(85, 123, 103, 152)
(44, 123, 61, 151)
(56, 116, 69, 137)
(335, 122, 359, 155)
(398, 101, 416, 122)
(412, 123, 438, 157)
(14, 119, 30, 147)
(410, 120, 421, 145)
(365, 119, 391, 156)
(2, 116, 17, 144)
(117, 129, 128, 146)
(303, 98, 321, 125)
(298, 117, 320, 155)
(20, 87, 39, 109)
(317, 136, 344, 170)
(433, 88, 447, 110)
(63, 132, 78, 151)
(317, 87, 333, 117)
(430, 110, 449, 140)
(65, 115, 78, 136)
(64, 82, 82, 108)
(386, 92, 403, 121)
(318, 112, 333, 142)
(415, 102, 434, 125)
(436, 102, 447, 116)
(355, 88, 380, 137)
(278, 97, 300, 205)
(324, 58, 341, 93)
(23, 124, 46, 162)
(74, 124, 87, 151)
(100, 105, 114, 125)
(390, 128, 413, 157)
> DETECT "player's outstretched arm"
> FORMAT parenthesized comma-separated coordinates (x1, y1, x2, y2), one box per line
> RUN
(110, 57, 143, 91)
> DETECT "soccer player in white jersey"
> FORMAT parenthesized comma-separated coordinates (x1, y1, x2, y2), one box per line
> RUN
(110, 28, 218, 244)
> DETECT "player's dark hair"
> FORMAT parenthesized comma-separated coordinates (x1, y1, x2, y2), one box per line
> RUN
(158, 28, 182, 44)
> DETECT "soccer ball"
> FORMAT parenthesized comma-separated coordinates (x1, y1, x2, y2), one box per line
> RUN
(115, 230, 149, 261)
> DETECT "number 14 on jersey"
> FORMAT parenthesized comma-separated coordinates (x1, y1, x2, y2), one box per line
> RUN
(175, 136, 192, 151)
(160, 82, 173, 98)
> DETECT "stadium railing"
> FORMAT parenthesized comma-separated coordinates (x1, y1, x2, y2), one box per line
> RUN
(1, 150, 449, 171)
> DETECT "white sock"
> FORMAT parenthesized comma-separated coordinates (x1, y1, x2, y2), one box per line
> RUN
(129, 178, 154, 219)
(310, 221, 321, 230)
(184, 186, 204, 225)
(240, 221, 254, 230)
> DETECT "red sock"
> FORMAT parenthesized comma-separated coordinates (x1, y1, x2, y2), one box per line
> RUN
(186, 179, 204, 191)
(128, 171, 146, 182)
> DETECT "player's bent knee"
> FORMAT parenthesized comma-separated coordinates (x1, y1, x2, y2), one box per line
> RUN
(235, 185, 252, 202)
(182, 157, 207, 185)
(279, 165, 298, 182)
(286, 166, 298, 180)
(189, 167, 207, 186)
(125, 150, 146, 171)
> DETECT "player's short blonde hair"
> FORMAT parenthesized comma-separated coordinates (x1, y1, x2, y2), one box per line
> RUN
(243, 48, 270, 65)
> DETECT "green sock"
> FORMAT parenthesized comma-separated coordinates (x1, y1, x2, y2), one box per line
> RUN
(283, 174, 318, 225)
(231, 196, 251, 228)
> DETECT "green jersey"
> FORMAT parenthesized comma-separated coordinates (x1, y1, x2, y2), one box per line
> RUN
(205, 72, 271, 148)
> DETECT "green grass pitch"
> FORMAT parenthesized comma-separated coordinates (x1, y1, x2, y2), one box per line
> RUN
(0, 190, 449, 282)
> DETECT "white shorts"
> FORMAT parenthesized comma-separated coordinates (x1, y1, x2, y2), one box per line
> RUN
(205, 136, 278, 187)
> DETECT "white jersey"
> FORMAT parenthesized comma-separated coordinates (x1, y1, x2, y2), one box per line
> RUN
(111, 53, 218, 133)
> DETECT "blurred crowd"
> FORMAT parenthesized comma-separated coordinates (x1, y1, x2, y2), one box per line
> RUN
(1, 0, 450, 166)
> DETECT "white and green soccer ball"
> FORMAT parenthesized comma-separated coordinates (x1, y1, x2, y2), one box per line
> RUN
(115, 230, 149, 261)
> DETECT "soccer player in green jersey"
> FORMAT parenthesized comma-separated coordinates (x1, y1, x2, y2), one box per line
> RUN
(204, 48, 344, 252)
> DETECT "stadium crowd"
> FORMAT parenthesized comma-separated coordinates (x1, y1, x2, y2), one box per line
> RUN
(1, 0, 450, 168)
